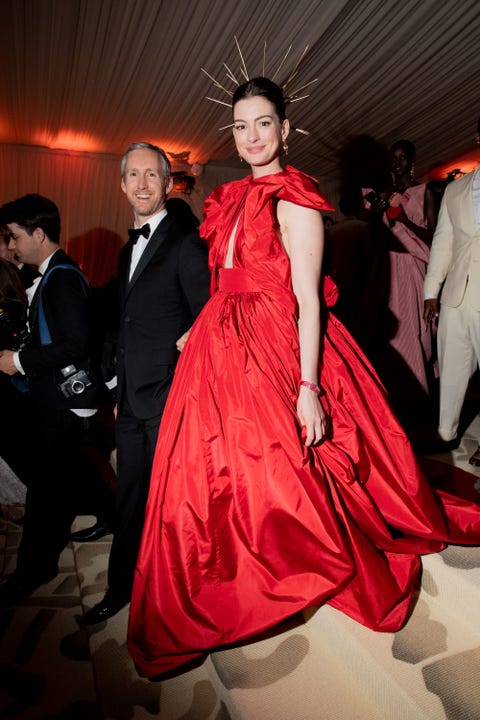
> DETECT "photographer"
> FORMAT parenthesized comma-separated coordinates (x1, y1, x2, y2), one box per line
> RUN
(0, 194, 114, 604)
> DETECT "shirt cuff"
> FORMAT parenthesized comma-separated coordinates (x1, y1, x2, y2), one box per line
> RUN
(13, 352, 25, 375)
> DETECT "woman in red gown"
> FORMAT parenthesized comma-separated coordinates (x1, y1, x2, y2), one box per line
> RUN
(128, 77, 480, 677)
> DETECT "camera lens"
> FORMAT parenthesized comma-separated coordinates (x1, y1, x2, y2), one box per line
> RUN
(71, 380, 85, 395)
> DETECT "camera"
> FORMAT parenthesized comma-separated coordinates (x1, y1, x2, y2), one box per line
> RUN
(364, 191, 389, 210)
(57, 363, 93, 398)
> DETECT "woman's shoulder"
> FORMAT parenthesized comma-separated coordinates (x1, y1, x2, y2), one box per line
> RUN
(276, 166, 334, 212)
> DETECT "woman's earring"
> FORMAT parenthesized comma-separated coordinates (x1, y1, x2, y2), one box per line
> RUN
(238, 154, 244, 163)
(410, 162, 415, 181)
(282, 141, 288, 155)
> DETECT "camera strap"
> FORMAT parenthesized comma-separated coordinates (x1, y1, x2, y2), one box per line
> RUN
(37, 264, 89, 346)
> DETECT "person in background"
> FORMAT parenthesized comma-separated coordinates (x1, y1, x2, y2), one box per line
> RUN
(165, 197, 200, 231)
(424, 117, 480, 462)
(0, 225, 39, 289)
(364, 140, 438, 434)
(322, 214, 335, 231)
(0, 194, 114, 604)
(80, 142, 210, 625)
(0, 257, 31, 488)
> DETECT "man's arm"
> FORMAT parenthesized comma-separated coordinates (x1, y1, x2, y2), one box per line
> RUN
(178, 231, 211, 319)
(423, 191, 454, 301)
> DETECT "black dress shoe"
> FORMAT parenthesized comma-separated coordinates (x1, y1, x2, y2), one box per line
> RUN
(469, 445, 480, 466)
(71, 521, 112, 543)
(0, 570, 57, 606)
(80, 594, 128, 626)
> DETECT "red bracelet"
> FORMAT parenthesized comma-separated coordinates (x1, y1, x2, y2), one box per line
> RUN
(300, 380, 324, 396)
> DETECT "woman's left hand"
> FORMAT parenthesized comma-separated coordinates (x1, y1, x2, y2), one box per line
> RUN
(297, 386, 327, 446)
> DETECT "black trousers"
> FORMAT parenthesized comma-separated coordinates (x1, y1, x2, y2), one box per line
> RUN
(15, 405, 114, 582)
(107, 406, 162, 602)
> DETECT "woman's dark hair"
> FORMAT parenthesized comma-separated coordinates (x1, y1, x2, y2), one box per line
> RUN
(0, 257, 27, 306)
(232, 77, 286, 122)
(389, 139, 416, 162)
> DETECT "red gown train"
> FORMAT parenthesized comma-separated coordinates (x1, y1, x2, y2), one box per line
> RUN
(128, 166, 480, 677)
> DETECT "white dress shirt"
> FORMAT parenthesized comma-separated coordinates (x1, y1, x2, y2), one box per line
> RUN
(128, 208, 168, 281)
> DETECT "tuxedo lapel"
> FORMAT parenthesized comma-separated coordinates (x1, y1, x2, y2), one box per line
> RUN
(460, 172, 476, 233)
(450, 171, 476, 234)
(126, 216, 171, 294)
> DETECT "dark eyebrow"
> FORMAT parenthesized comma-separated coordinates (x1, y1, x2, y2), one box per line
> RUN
(233, 114, 274, 123)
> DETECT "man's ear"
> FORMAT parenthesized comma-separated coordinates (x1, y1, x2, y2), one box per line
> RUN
(165, 177, 174, 195)
(32, 227, 45, 244)
(121, 177, 127, 194)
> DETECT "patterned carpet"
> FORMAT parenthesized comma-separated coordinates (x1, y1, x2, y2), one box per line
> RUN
(1, 419, 480, 720)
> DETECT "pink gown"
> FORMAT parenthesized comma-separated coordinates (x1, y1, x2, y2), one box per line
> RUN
(128, 166, 480, 677)
(387, 184, 433, 394)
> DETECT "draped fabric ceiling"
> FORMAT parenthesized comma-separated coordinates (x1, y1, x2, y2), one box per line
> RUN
(0, 0, 479, 284)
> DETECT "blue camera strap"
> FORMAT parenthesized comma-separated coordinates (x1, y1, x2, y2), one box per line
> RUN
(37, 264, 88, 346)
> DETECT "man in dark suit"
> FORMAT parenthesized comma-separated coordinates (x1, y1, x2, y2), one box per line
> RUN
(81, 142, 210, 624)
(0, 194, 114, 604)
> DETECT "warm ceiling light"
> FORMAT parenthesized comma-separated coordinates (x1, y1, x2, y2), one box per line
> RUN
(428, 149, 479, 181)
(34, 130, 103, 153)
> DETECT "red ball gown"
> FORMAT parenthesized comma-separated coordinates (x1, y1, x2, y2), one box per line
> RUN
(128, 166, 480, 677)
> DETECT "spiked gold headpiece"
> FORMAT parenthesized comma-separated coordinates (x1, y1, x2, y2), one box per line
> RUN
(201, 37, 317, 134)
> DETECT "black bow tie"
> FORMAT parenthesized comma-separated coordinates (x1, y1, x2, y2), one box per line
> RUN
(128, 223, 151, 244)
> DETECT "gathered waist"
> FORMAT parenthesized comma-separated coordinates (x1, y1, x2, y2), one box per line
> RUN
(218, 268, 261, 293)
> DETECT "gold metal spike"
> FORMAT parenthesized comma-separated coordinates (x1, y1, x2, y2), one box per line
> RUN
(234, 35, 249, 81)
(271, 45, 292, 82)
(224, 63, 240, 86)
(205, 96, 233, 108)
(287, 78, 319, 97)
(201, 68, 233, 97)
(286, 94, 311, 104)
(202, 37, 315, 135)
(282, 46, 309, 90)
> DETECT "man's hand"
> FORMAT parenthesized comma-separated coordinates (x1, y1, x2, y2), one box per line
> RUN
(0, 350, 19, 376)
(423, 298, 439, 329)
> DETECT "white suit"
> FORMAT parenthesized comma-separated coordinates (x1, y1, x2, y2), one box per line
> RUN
(424, 167, 480, 440)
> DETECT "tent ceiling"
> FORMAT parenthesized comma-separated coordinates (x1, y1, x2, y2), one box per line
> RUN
(0, 0, 479, 181)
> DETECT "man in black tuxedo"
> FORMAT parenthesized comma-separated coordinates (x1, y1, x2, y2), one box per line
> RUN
(81, 142, 210, 625)
(0, 194, 114, 603)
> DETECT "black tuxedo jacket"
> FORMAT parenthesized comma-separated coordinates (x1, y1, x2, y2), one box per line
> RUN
(116, 213, 210, 420)
(19, 248, 99, 411)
